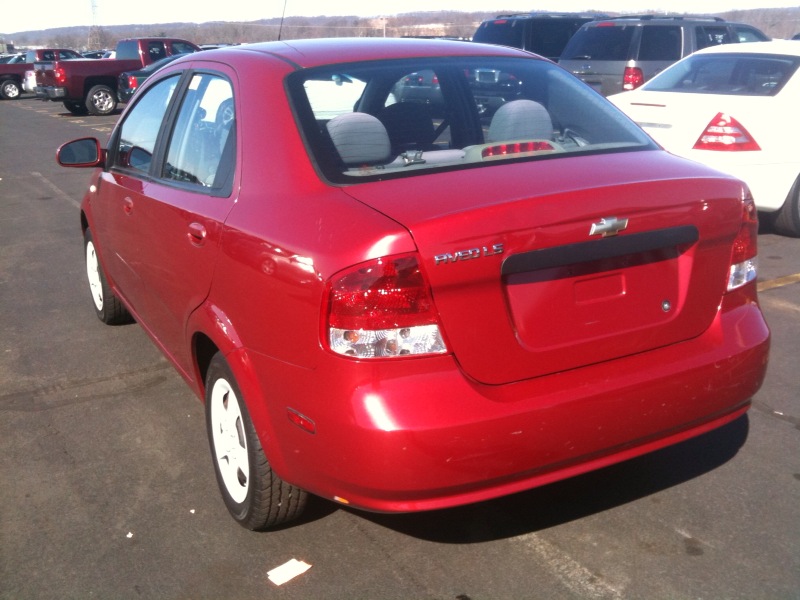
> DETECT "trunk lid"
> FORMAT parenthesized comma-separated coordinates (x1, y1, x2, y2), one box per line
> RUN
(343, 151, 745, 385)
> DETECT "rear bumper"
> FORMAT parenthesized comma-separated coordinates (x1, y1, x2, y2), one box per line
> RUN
(242, 290, 769, 513)
(34, 86, 67, 100)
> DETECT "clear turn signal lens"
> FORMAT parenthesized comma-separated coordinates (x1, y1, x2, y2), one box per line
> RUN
(727, 197, 759, 291)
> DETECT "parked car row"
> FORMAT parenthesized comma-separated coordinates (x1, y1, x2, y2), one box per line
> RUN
(56, 38, 770, 531)
(475, 13, 771, 95)
(609, 40, 800, 236)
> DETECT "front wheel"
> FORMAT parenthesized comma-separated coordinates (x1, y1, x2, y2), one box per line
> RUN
(84, 228, 132, 324)
(85, 84, 117, 116)
(205, 353, 307, 530)
(0, 79, 21, 100)
(771, 175, 800, 237)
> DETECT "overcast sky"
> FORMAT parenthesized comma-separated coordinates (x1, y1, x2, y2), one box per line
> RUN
(3, 0, 798, 36)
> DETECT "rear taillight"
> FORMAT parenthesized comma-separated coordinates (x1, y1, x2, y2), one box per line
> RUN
(325, 253, 448, 359)
(623, 66, 644, 90)
(694, 113, 760, 151)
(727, 197, 759, 291)
(54, 67, 66, 84)
(127, 76, 138, 89)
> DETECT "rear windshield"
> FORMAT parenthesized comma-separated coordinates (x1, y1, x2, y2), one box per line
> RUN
(288, 56, 655, 183)
(560, 24, 636, 61)
(473, 18, 589, 60)
(473, 20, 526, 50)
(644, 53, 800, 96)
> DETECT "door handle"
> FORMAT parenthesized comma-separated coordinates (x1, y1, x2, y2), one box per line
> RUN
(187, 222, 207, 246)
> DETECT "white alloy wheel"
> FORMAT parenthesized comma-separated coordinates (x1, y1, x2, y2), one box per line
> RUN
(209, 377, 250, 504)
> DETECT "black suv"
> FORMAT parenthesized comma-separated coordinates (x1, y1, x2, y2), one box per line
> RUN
(472, 12, 607, 61)
(559, 15, 770, 96)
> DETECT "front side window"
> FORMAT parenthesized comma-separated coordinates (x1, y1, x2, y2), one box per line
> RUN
(171, 41, 199, 55)
(696, 26, 733, 50)
(289, 56, 654, 183)
(163, 74, 235, 189)
(113, 74, 181, 173)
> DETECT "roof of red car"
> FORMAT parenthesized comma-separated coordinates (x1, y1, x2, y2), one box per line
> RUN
(206, 37, 531, 69)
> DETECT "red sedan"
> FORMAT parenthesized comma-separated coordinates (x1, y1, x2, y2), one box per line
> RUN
(58, 38, 770, 530)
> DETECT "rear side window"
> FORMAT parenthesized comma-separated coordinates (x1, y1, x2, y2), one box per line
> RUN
(164, 74, 236, 191)
(560, 25, 636, 61)
(644, 54, 800, 96)
(637, 26, 682, 61)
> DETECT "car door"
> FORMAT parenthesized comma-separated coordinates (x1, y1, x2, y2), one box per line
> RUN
(101, 68, 238, 376)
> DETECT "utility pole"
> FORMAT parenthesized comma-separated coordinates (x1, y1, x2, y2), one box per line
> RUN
(88, 0, 101, 50)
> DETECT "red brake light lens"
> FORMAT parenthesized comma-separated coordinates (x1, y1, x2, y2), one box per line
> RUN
(623, 66, 644, 91)
(694, 113, 761, 151)
(325, 254, 447, 358)
(54, 67, 66, 84)
(127, 75, 138, 88)
(482, 141, 555, 158)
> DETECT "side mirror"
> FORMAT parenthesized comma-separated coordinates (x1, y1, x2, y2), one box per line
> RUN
(57, 138, 105, 168)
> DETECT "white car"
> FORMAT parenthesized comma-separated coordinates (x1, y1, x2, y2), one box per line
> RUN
(609, 40, 800, 237)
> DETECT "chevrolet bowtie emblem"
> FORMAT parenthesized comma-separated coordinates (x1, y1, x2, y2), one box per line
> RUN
(590, 217, 629, 237)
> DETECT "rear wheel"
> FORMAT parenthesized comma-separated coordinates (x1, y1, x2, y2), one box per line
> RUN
(64, 100, 89, 116)
(85, 84, 117, 116)
(84, 228, 132, 324)
(771, 175, 800, 237)
(0, 79, 21, 100)
(205, 353, 307, 530)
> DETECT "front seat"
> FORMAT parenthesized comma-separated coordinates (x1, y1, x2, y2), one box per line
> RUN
(377, 102, 436, 154)
(487, 99, 553, 143)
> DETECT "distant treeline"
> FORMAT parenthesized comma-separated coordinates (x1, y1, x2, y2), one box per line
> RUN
(3, 8, 799, 52)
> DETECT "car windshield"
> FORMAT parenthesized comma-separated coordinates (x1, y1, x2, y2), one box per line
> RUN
(289, 56, 654, 183)
(643, 53, 800, 96)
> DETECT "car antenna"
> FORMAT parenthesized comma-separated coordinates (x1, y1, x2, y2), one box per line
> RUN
(278, 0, 288, 41)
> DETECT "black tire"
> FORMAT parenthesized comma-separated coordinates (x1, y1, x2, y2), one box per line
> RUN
(85, 84, 117, 116)
(0, 79, 21, 100)
(771, 175, 800, 238)
(205, 353, 307, 530)
(83, 228, 132, 324)
(64, 100, 89, 116)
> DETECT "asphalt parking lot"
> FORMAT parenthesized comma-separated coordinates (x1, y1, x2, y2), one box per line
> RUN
(1, 95, 798, 600)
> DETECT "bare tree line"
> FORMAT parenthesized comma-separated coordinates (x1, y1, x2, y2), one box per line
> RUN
(4, 8, 799, 52)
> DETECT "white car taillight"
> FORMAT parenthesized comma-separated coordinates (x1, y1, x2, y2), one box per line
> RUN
(727, 197, 759, 292)
(324, 253, 448, 358)
(694, 113, 761, 151)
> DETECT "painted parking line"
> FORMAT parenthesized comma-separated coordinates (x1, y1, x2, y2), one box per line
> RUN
(757, 273, 800, 293)
(513, 533, 625, 599)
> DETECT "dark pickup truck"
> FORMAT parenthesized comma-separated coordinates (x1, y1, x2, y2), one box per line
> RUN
(0, 49, 82, 100)
(35, 37, 200, 115)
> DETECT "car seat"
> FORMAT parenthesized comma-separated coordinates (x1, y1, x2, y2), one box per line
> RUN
(327, 112, 392, 167)
(487, 99, 553, 142)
